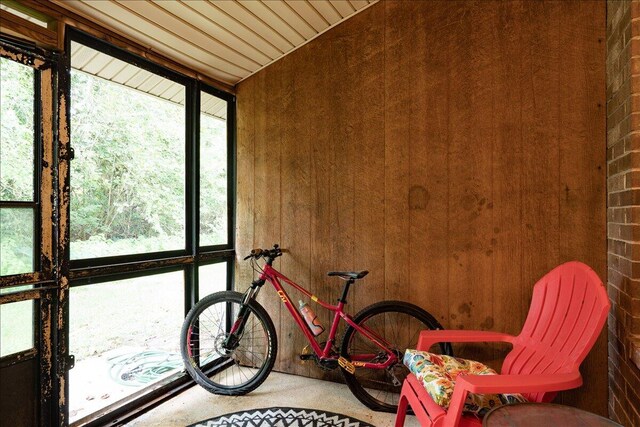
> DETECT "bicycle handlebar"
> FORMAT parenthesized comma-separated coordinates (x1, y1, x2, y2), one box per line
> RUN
(243, 244, 285, 260)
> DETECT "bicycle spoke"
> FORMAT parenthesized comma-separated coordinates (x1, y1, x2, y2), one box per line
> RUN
(342, 305, 440, 412)
(181, 292, 275, 394)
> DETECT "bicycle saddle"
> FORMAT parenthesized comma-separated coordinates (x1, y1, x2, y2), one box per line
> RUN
(327, 270, 369, 280)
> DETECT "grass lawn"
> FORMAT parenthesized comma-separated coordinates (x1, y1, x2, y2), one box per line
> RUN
(68, 263, 227, 422)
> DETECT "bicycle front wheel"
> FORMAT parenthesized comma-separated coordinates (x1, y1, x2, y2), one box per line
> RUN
(340, 301, 452, 413)
(180, 291, 277, 395)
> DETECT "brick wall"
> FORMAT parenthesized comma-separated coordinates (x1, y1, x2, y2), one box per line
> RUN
(607, 1, 640, 426)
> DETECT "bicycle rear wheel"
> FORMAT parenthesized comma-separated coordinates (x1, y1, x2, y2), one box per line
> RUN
(180, 291, 277, 395)
(340, 301, 452, 413)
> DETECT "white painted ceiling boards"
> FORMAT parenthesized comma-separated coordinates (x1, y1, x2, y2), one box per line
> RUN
(55, 0, 379, 86)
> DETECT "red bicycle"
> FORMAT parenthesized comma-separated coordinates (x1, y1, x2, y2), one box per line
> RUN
(180, 244, 452, 412)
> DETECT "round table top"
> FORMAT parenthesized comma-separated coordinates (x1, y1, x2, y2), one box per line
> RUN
(483, 403, 622, 427)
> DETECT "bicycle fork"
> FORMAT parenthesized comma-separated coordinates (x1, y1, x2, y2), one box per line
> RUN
(222, 280, 264, 350)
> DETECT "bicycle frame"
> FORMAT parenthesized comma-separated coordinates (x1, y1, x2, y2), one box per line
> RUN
(255, 264, 398, 370)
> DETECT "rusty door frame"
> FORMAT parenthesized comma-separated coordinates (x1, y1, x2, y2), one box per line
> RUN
(0, 37, 62, 427)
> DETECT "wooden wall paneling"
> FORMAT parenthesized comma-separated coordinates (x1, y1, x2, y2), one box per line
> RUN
(278, 50, 312, 377)
(235, 78, 255, 298)
(328, 35, 355, 304)
(307, 35, 336, 381)
(236, 0, 607, 413)
(405, 2, 450, 331)
(519, 1, 561, 331)
(323, 26, 358, 383)
(489, 0, 525, 364)
(555, 1, 607, 413)
(349, 5, 385, 314)
(252, 62, 283, 372)
(383, 1, 411, 307)
(446, 2, 495, 363)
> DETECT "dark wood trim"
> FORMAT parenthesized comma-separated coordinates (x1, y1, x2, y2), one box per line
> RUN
(197, 250, 236, 264)
(69, 256, 193, 281)
(0, 9, 57, 49)
(1, 0, 55, 26)
(68, 250, 236, 282)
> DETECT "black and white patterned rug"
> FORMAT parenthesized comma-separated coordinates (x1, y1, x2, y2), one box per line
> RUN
(188, 407, 376, 427)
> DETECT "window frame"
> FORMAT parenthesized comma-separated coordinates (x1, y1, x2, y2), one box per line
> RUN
(66, 29, 236, 269)
(63, 28, 236, 426)
(67, 29, 193, 269)
(196, 84, 236, 253)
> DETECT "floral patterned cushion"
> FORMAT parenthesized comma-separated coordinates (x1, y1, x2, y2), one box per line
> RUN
(403, 349, 527, 417)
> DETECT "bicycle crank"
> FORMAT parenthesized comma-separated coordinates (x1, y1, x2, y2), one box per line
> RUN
(299, 344, 340, 370)
(299, 344, 316, 362)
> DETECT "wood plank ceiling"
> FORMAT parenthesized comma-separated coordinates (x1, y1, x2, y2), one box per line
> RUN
(53, 0, 379, 86)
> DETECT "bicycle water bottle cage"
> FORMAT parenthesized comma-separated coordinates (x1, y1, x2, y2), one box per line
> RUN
(327, 271, 369, 281)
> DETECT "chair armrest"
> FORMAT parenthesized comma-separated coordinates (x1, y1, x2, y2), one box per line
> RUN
(417, 330, 515, 351)
(455, 371, 583, 395)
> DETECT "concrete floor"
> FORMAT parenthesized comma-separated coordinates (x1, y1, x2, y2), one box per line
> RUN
(126, 372, 421, 427)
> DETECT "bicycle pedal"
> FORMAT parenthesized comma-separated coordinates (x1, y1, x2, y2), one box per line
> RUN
(300, 344, 316, 362)
(338, 356, 355, 374)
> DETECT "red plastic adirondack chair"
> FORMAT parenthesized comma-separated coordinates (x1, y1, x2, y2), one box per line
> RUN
(395, 261, 610, 427)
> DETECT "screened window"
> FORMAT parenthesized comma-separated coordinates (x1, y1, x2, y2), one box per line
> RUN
(69, 272, 184, 423)
(0, 55, 39, 359)
(199, 262, 228, 298)
(70, 42, 186, 260)
(66, 29, 235, 425)
(0, 297, 34, 357)
(200, 92, 228, 247)
(0, 57, 37, 276)
(0, 208, 34, 276)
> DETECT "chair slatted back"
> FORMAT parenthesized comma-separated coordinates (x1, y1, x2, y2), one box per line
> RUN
(501, 261, 609, 402)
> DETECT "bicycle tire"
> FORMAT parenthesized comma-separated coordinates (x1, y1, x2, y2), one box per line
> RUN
(180, 291, 277, 395)
(340, 300, 452, 413)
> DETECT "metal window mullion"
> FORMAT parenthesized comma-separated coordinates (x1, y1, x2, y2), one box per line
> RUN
(0, 271, 46, 288)
(186, 81, 198, 256)
(185, 81, 198, 315)
(69, 263, 185, 289)
(226, 256, 234, 292)
(0, 201, 38, 207)
(185, 264, 197, 316)
(226, 96, 237, 253)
